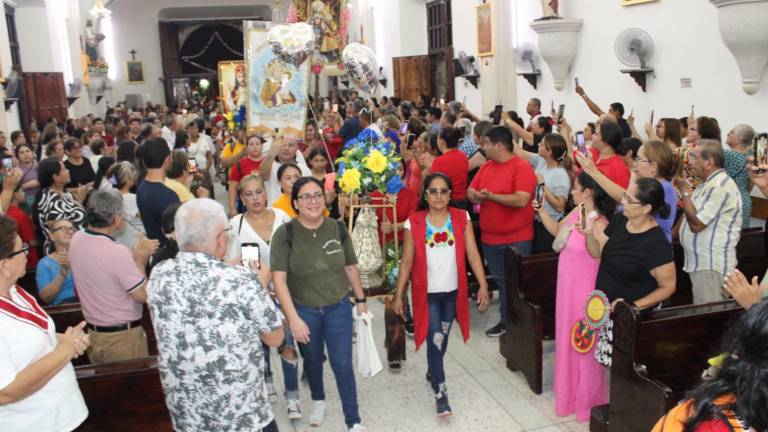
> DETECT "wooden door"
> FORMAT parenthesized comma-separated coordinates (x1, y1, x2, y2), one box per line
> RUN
(159, 21, 181, 105)
(393, 55, 431, 103)
(22, 73, 67, 125)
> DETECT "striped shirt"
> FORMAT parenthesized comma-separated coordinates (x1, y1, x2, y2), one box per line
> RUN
(679, 169, 742, 274)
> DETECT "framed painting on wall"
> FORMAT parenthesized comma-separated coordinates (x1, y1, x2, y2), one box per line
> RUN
(476, 3, 493, 57)
(622, 0, 658, 5)
(218, 60, 245, 114)
(126, 61, 144, 84)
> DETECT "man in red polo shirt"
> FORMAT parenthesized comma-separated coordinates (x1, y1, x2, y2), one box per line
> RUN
(469, 126, 537, 337)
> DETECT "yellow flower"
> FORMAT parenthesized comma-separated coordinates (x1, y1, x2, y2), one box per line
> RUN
(224, 112, 234, 121)
(364, 150, 387, 173)
(228, 121, 236, 130)
(339, 168, 362, 193)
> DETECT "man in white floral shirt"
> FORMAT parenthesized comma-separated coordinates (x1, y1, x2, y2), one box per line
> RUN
(147, 198, 284, 432)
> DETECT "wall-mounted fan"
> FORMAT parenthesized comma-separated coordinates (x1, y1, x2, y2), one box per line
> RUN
(615, 28, 655, 92)
(453, 51, 479, 88)
(2, 70, 22, 111)
(515, 43, 542, 89)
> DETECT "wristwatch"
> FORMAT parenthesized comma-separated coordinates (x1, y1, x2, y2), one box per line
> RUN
(355, 297, 367, 304)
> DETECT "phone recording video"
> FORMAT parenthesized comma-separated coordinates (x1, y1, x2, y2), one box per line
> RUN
(535, 183, 545, 203)
(491, 105, 503, 125)
(556, 104, 565, 122)
(579, 204, 587, 230)
(0, 157, 13, 173)
(241, 242, 260, 268)
(188, 159, 198, 173)
(576, 131, 588, 155)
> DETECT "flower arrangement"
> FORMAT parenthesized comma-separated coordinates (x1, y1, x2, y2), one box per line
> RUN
(336, 129, 404, 195)
(88, 58, 109, 74)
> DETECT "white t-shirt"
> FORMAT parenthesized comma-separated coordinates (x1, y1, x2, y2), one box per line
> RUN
(0, 286, 89, 432)
(226, 208, 292, 265)
(266, 158, 312, 204)
(404, 211, 470, 293)
(188, 135, 214, 170)
(115, 192, 145, 249)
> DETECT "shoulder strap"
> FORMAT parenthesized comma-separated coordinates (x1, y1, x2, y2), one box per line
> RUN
(237, 214, 245, 235)
(336, 219, 347, 244)
(286, 219, 294, 249)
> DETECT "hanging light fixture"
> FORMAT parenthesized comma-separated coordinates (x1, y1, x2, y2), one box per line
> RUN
(90, 0, 111, 18)
(199, 79, 210, 90)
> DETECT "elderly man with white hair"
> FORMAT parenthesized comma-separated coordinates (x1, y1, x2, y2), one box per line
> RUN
(725, 123, 755, 229)
(147, 198, 284, 432)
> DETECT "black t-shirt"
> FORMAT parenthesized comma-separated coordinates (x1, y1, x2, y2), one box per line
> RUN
(524, 134, 543, 153)
(617, 117, 632, 139)
(596, 214, 673, 302)
(64, 159, 95, 188)
(136, 180, 181, 246)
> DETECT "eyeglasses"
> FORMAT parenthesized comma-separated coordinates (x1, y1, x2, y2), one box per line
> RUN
(622, 193, 642, 205)
(633, 156, 654, 165)
(426, 188, 451, 196)
(51, 225, 76, 233)
(5, 242, 30, 259)
(297, 192, 325, 202)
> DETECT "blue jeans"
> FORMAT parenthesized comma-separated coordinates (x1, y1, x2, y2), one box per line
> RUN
(427, 290, 457, 396)
(263, 326, 299, 400)
(296, 299, 361, 428)
(482, 241, 532, 324)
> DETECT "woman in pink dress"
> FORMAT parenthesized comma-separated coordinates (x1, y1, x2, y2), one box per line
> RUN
(533, 171, 616, 422)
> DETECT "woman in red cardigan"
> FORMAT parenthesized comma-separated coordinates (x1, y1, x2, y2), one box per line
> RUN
(393, 173, 489, 417)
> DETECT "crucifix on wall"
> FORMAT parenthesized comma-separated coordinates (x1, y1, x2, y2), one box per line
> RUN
(129, 49, 137, 61)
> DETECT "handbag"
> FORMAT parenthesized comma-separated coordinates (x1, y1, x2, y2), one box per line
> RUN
(551, 225, 574, 253)
(354, 311, 383, 377)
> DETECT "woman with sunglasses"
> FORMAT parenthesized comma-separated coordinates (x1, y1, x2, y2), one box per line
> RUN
(0, 215, 90, 431)
(585, 178, 676, 367)
(36, 218, 77, 305)
(270, 177, 368, 431)
(393, 173, 490, 417)
(576, 140, 678, 242)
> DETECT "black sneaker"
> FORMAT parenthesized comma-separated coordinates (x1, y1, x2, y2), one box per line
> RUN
(405, 319, 415, 336)
(485, 323, 507, 338)
(436, 394, 452, 417)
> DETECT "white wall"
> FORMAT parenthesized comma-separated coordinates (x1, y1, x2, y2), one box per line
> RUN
(512, 0, 768, 134)
(16, 2, 55, 72)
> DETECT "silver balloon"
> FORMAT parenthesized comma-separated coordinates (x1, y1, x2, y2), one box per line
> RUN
(342, 43, 379, 96)
(268, 23, 315, 69)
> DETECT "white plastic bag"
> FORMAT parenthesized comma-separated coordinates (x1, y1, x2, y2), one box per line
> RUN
(354, 311, 383, 377)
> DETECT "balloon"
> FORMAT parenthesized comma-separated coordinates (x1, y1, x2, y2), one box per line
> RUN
(268, 23, 315, 69)
(342, 43, 380, 96)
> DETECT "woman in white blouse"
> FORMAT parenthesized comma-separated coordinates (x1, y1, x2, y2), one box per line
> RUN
(0, 215, 90, 431)
(225, 174, 302, 419)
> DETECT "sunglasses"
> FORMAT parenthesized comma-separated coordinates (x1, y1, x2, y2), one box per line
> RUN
(426, 188, 451, 196)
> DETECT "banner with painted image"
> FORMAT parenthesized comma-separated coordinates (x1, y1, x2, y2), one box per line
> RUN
(245, 21, 309, 137)
(218, 60, 246, 114)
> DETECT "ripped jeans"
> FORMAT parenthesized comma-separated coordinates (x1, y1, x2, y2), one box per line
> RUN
(426, 289, 457, 396)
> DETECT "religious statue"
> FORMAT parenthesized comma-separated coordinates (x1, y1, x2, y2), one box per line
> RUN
(224, 63, 247, 113)
(537, 0, 560, 20)
(308, 0, 341, 63)
(260, 59, 297, 108)
(84, 19, 106, 64)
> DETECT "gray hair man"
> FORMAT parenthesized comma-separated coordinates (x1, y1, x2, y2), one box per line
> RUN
(147, 198, 284, 432)
(68, 189, 159, 364)
(675, 139, 743, 304)
(161, 114, 178, 151)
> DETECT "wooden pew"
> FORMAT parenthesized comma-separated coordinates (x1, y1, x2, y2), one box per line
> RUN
(499, 227, 766, 395)
(498, 247, 558, 394)
(75, 356, 172, 431)
(589, 300, 743, 432)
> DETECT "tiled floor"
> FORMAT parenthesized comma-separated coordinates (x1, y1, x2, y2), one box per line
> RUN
(266, 297, 591, 432)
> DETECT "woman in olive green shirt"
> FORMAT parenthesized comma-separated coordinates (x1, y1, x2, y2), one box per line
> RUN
(271, 177, 368, 431)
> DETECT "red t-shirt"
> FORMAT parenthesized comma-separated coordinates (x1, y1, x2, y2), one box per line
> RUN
(229, 157, 263, 183)
(7, 205, 39, 267)
(431, 149, 469, 201)
(470, 156, 537, 245)
(588, 147, 631, 189)
(371, 187, 419, 243)
(407, 159, 423, 192)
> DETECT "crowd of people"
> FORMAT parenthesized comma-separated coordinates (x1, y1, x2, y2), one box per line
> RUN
(0, 87, 766, 432)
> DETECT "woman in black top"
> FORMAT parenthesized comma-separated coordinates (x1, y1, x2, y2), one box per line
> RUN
(587, 177, 676, 309)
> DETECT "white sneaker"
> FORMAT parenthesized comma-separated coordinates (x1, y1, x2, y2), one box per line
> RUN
(348, 424, 368, 431)
(309, 400, 325, 426)
(287, 399, 302, 420)
(266, 383, 277, 402)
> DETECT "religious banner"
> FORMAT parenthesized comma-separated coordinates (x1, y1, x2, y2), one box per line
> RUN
(288, 0, 350, 74)
(245, 21, 309, 137)
(218, 60, 246, 114)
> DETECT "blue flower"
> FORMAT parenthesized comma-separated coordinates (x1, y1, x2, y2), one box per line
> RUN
(356, 129, 377, 143)
(386, 175, 405, 194)
(337, 162, 346, 175)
